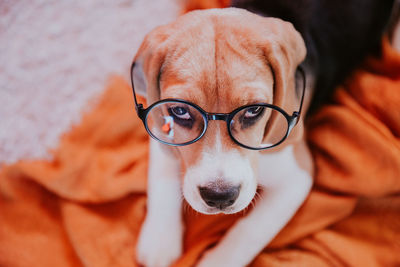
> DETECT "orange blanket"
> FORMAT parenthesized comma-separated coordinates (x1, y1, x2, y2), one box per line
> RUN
(1, 38, 400, 266)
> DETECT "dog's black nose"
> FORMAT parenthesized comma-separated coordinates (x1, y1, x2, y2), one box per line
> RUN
(199, 184, 240, 209)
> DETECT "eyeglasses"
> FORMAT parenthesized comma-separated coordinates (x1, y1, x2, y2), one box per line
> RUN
(130, 62, 306, 150)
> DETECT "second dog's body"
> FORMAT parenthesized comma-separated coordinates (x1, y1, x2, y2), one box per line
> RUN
(132, 1, 394, 266)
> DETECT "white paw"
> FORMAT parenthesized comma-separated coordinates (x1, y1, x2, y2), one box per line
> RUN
(136, 217, 183, 267)
(196, 251, 221, 267)
(196, 248, 244, 267)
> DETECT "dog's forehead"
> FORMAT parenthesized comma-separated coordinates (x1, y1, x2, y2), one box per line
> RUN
(160, 8, 276, 111)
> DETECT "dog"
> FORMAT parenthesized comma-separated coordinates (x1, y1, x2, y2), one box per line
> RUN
(131, 1, 395, 266)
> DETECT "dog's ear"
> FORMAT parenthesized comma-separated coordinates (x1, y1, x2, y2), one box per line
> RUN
(131, 24, 171, 104)
(259, 18, 307, 145)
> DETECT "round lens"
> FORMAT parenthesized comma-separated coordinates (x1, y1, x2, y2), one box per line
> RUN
(229, 105, 289, 149)
(145, 101, 206, 145)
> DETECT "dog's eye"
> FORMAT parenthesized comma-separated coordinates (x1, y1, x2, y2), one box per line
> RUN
(168, 105, 194, 128)
(239, 106, 266, 129)
(244, 106, 264, 119)
(169, 106, 191, 119)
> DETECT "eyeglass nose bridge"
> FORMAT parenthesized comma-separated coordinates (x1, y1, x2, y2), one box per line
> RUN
(206, 113, 229, 121)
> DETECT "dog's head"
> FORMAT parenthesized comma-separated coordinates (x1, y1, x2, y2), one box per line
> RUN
(132, 8, 306, 214)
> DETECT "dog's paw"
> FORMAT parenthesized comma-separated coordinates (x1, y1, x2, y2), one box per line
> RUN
(196, 252, 221, 267)
(197, 253, 228, 267)
(196, 248, 243, 267)
(136, 218, 183, 267)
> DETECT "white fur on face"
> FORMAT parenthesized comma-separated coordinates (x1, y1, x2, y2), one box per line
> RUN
(182, 130, 257, 214)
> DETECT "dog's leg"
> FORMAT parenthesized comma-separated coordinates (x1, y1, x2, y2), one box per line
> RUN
(136, 139, 183, 267)
(197, 143, 313, 267)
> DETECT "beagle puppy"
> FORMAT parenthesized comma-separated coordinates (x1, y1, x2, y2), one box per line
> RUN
(131, 1, 394, 266)
(132, 8, 311, 267)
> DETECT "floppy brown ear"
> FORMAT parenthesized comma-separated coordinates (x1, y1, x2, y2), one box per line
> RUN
(259, 18, 307, 145)
(131, 24, 171, 104)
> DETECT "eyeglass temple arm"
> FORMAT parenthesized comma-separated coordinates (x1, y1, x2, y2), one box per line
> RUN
(130, 61, 144, 114)
(291, 65, 307, 125)
(296, 65, 306, 116)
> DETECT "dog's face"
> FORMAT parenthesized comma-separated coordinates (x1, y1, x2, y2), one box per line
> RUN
(133, 8, 306, 214)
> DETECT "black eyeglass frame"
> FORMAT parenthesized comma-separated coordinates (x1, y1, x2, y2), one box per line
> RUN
(130, 62, 306, 150)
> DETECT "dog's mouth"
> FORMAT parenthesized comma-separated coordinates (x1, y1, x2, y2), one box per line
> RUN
(204, 206, 237, 215)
